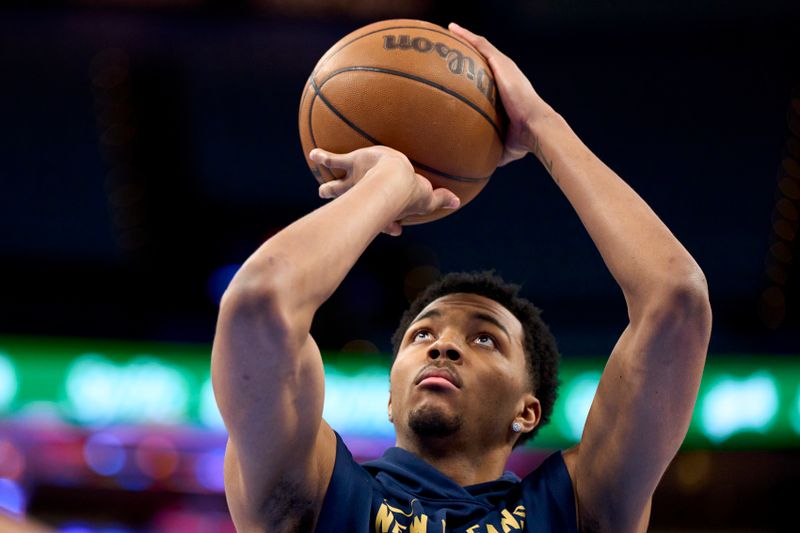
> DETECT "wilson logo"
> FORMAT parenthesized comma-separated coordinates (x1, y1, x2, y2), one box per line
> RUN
(383, 34, 497, 106)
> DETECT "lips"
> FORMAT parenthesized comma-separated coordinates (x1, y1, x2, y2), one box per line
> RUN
(414, 366, 461, 389)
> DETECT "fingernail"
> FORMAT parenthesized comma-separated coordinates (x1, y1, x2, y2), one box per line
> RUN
(447, 197, 460, 209)
(450, 22, 461, 29)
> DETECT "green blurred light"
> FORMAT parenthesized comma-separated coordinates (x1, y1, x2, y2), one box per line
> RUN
(2, 335, 799, 450)
(791, 385, 800, 435)
(65, 353, 191, 425)
(562, 372, 600, 442)
(0, 352, 18, 411)
(200, 377, 225, 430)
(322, 365, 393, 438)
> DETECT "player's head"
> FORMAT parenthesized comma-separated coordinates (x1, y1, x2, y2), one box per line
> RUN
(389, 271, 560, 449)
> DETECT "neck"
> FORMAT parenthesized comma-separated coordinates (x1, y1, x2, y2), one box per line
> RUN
(395, 433, 513, 486)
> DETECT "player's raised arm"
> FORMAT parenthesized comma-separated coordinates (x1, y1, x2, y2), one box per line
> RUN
(450, 23, 712, 532)
(210, 146, 458, 531)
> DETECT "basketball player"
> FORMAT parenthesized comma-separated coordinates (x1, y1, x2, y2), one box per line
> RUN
(211, 23, 712, 532)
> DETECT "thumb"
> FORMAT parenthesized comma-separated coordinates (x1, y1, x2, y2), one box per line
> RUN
(430, 188, 461, 211)
(382, 221, 403, 237)
(498, 147, 528, 167)
(309, 148, 353, 170)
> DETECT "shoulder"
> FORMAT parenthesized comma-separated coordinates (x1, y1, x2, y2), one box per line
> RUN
(225, 422, 337, 532)
(520, 449, 578, 532)
(562, 445, 652, 532)
(324, 430, 375, 490)
(523, 448, 575, 491)
(314, 431, 376, 533)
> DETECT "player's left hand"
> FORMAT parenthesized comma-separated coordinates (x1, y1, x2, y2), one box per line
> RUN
(448, 22, 557, 167)
(309, 145, 459, 236)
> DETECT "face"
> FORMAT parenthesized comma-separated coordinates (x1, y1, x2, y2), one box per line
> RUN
(389, 293, 540, 447)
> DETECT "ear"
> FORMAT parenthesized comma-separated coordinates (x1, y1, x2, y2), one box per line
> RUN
(387, 390, 394, 423)
(517, 392, 541, 433)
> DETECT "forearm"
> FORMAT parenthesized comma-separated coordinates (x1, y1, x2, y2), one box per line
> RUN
(227, 163, 407, 334)
(527, 112, 707, 311)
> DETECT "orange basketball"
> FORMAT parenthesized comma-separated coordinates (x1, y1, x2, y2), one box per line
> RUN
(298, 19, 506, 224)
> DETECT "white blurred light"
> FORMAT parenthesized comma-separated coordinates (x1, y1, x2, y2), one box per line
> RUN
(200, 377, 225, 430)
(701, 372, 779, 444)
(65, 354, 190, 425)
(0, 353, 17, 411)
(323, 366, 394, 438)
(563, 372, 601, 441)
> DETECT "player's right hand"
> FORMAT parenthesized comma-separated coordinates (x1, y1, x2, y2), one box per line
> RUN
(309, 146, 460, 236)
(448, 23, 557, 168)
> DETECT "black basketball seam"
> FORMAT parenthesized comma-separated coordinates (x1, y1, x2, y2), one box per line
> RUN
(306, 86, 337, 184)
(313, 25, 488, 89)
(310, 77, 490, 184)
(319, 65, 502, 141)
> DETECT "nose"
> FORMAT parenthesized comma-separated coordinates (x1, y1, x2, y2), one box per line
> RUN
(427, 337, 462, 362)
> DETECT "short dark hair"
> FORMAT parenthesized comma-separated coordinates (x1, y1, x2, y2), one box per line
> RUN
(390, 271, 561, 447)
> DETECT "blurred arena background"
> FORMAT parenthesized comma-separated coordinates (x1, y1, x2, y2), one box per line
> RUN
(1, 0, 799, 531)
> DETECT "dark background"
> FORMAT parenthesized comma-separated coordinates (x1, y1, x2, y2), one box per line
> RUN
(2, 1, 799, 356)
(1, 0, 799, 530)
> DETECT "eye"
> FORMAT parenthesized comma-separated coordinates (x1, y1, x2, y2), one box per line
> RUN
(412, 329, 432, 342)
(475, 333, 497, 348)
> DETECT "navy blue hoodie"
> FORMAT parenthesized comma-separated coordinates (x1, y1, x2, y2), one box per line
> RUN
(315, 431, 577, 532)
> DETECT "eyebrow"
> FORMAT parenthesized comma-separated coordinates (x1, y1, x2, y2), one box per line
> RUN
(410, 308, 512, 343)
(472, 312, 512, 343)
(410, 309, 441, 325)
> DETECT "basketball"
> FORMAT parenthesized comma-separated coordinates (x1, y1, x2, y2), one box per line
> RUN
(298, 19, 506, 224)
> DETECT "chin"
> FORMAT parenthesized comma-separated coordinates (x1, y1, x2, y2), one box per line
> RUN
(407, 403, 463, 438)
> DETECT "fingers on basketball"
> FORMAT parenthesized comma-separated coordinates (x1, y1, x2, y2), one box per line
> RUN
(431, 188, 461, 211)
(448, 23, 496, 57)
(318, 179, 352, 199)
(309, 149, 353, 171)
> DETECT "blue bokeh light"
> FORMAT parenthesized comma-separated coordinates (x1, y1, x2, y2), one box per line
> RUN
(195, 448, 226, 492)
(59, 525, 134, 533)
(0, 477, 25, 515)
(83, 432, 127, 476)
(58, 526, 94, 533)
(208, 264, 242, 305)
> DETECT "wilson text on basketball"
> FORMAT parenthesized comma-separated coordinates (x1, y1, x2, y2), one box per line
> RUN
(383, 35, 496, 106)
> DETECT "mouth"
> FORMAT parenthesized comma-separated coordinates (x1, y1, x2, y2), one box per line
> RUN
(415, 367, 461, 391)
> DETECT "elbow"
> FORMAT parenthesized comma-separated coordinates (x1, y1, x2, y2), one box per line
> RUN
(220, 254, 295, 316)
(670, 270, 711, 324)
(626, 257, 711, 318)
(633, 274, 713, 348)
(217, 267, 301, 347)
(660, 260, 710, 306)
(221, 275, 280, 314)
(220, 278, 274, 321)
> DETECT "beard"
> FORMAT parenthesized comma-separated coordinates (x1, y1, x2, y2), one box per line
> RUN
(407, 403, 463, 438)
